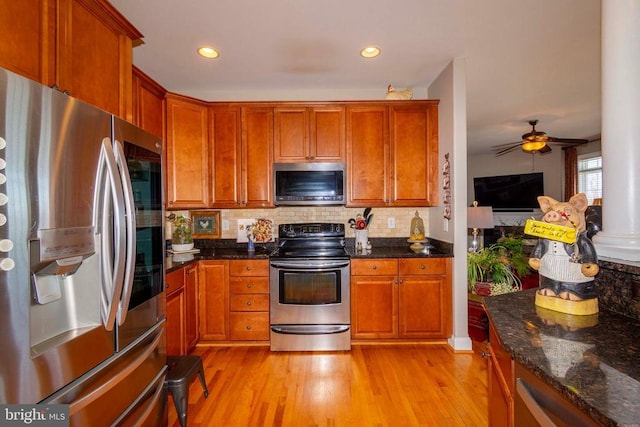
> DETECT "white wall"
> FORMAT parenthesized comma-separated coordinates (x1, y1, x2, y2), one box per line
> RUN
(429, 57, 472, 352)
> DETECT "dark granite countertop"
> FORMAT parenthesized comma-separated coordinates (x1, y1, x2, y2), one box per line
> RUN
(484, 289, 640, 426)
(165, 238, 453, 272)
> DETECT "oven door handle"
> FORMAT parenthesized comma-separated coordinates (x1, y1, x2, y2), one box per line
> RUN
(270, 260, 350, 269)
(271, 325, 350, 335)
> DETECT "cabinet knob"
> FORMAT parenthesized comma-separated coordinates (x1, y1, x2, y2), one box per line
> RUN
(246, 325, 252, 330)
(246, 266, 252, 271)
(420, 264, 426, 270)
(246, 283, 252, 289)
(372, 265, 377, 270)
(246, 301, 252, 306)
(481, 351, 491, 358)
(399, 279, 404, 284)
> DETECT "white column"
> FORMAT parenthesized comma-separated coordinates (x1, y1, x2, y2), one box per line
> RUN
(593, 0, 640, 261)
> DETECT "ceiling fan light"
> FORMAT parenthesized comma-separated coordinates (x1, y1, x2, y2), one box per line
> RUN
(522, 141, 547, 152)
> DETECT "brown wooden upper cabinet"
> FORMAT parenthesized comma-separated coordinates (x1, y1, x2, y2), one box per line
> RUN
(132, 66, 166, 139)
(274, 105, 346, 162)
(241, 107, 274, 208)
(165, 98, 275, 210)
(0, 0, 142, 120)
(346, 101, 439, 207)
(209, 105, 242, 207)
(166, 94, 210, 209)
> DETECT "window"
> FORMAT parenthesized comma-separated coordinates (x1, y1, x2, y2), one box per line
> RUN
(578, 155, 602, 204)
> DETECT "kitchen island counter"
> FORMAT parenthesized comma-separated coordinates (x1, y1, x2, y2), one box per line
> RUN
(484, 288, 640, 426)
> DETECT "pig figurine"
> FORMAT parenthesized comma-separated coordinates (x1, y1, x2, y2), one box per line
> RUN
(529, 193, 599, 311)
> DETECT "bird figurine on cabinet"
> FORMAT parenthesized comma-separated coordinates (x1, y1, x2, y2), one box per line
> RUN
(385, 85, 413, 100)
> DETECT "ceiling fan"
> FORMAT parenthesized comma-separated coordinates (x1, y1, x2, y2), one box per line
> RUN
(491, 119, 589, 156)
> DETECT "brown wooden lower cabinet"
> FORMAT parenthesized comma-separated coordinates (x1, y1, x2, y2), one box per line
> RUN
(184, 263, 199, 352)
(198, 260, 229, 340)
(351, 257, 451, 340)
(176, 257, 450, 347)
(197, 259, 270, 342)
(228, 259, 270, 341)
(165, 268, 185, 355)
(487, 317, 515, 426)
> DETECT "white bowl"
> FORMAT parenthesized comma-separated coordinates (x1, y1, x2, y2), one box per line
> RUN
(172, 243, 194, 252)
(173, 252, 195, 262)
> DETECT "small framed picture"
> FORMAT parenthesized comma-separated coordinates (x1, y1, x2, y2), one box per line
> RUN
(190, 210, 221, 239)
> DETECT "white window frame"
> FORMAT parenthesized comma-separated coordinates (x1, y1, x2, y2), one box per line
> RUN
(577, 152, 602, 205)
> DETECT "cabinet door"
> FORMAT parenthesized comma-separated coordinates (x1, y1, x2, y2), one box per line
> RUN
(132, 66, 165, 138)
(488, 344, 513, 427)
(198, 261, 229, 340)
(166, 289, 184, 356)
(166, 95, 210, 208)
(0, 0, 54, 84)
(274, 106, 345, 162)
(241, 107, 273, 207)
(350, 275, 397, 339)
(57, 0, 139, 119)
(184, 263, 199, 352)
(310, 106, 345, 161)
(389, 104, 439, 206)
(210, 106, 242, 207)
(488, 319, 515, 426)
(274, 107, 309, 161)
(398, 258, 451, 338)
(399, 275, 448, 338)
(165, 268, 185, 355)
(346, 105, 389, 206)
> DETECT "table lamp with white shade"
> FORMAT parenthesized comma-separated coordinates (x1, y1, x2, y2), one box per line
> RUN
(467, 201, 494, 252)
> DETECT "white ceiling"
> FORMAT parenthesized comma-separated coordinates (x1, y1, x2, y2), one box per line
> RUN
(110, 0, 601, 155)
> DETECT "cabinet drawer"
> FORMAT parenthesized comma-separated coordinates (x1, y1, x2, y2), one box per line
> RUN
(229, 294, 270, 312)
(229, 260, 269, 277)
(229, 312, 270, 340)
(165, 268, 185, 295)
(229, 277, 270, 294)
(350, 259, 397, 276)
(399, 258, 447, 275)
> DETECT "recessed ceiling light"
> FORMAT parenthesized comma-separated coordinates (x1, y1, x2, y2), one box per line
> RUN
(198, 46, 219, 59)
(360, 46, 381, 58)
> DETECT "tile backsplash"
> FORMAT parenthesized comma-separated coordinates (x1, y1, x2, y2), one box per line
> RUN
(166, 206, 432, 240)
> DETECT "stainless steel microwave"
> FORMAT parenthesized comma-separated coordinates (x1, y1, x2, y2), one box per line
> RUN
(273, 162, 346, 206)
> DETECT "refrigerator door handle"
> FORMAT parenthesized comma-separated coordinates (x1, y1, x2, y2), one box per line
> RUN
(113, 139, 137, 325)
(96, 137, 127, 331)
(68, 325, 163, 416)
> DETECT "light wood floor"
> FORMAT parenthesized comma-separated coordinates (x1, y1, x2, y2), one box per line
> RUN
(167, 344, 488, 427)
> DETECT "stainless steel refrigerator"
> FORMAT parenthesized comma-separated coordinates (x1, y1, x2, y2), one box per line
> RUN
(0, 67, 167, 425)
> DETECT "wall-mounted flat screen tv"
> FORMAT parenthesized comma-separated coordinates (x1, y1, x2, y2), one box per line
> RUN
(473, 172, 544, 211)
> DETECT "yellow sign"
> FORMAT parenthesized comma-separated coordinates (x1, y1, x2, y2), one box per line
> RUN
(524, 219, 577, 244)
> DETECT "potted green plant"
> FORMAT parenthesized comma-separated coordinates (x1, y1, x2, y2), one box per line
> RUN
(168, 214, 193, 251)
(467, 240, 528, 296)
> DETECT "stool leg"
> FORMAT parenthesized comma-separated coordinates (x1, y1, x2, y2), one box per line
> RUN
(171, 386, 188, 427)
(197, 363, 209, 398)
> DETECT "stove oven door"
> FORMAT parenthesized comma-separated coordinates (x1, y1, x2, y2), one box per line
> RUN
(269, 259, 351, 351)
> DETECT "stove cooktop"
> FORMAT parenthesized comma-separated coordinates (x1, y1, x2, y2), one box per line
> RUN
(272, 222, 348, 259)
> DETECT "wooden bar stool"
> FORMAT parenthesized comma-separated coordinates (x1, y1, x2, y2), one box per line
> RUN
(166, 355, 209, 427)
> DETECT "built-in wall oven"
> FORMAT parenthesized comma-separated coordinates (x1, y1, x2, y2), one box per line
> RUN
(269, 223, 350, 351)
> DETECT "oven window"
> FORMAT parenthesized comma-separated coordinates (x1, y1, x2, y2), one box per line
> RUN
(279, 270, 341, 305)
